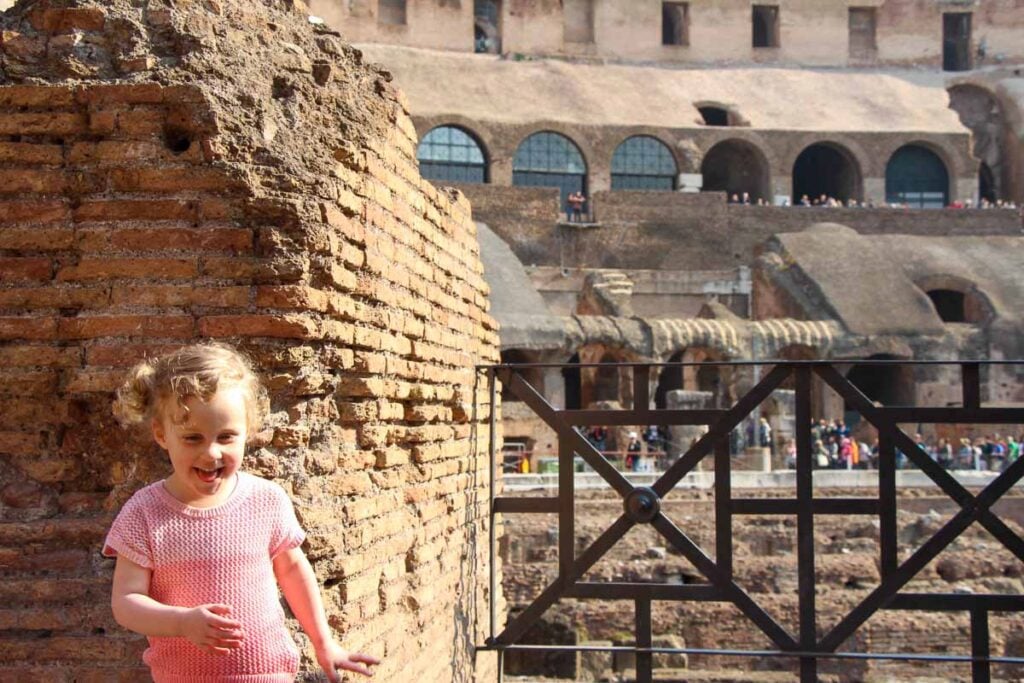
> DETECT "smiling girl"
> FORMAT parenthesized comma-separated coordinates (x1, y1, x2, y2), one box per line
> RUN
(103, 343, 378, 682)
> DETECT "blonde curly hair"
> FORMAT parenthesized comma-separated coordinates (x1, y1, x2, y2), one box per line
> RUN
(113, 342, 268, 436)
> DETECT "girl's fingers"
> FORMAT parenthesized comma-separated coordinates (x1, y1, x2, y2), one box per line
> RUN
(206, 603, 233, 615)
(209, 615, 243, 630)
(337, 661, 373, 676)
(351, 653, 381, 665)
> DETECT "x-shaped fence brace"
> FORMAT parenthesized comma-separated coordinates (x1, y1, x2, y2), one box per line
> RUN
(479, 362, 1024, 683)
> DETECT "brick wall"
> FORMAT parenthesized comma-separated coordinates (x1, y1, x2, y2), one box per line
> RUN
(0, 2, 500, 680)
(462, 186, 1021, 271)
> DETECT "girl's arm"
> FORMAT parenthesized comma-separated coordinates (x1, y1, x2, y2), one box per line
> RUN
(273, 547, 380, 680)
(111, 555, 245, 653)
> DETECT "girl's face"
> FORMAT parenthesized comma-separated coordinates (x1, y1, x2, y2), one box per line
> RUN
(152, 386, 248, 507)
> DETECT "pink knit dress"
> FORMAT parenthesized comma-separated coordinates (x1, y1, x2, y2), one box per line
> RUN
(103, 471, 306, 682)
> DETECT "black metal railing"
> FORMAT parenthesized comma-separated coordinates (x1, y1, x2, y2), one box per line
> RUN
(476, 360, 1024, 683)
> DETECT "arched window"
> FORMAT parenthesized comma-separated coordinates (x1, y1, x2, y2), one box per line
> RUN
(792, 142, 862, 204)
(701, 139, 771, 203)
(416, 126, 487, 184)
(927, 289, 966, 323)
(513, 131, 587, 211)
(885, 144, 949, 209)
(611, 136, 677, 190)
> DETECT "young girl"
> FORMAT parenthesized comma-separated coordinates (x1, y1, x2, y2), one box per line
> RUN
(103, 342, 379, 682)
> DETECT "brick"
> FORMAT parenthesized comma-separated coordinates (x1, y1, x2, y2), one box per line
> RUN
(0, 317, 57, 340)
(0, 346, 79, 367)
(85, 343, 180, 367)
(77, 83, 166, 105)
(0, 169, 65, 194)
(76, 227, 253, 253)
(255, 285, 329, 311)
(201, 256, 307, 283)
(109, 284, 249, 308)
(67, 140, 193, 165)
(0, 112, 87, 136)
(0, 286, 110, 309)
(72, 199, 195, 223)
(0, 257, 52, 282)
(111, 106, 166, 135)
(58, 315, 194, 339)
(0, 201, 70, 225)
(0, 142, 63, 165)
(198, 314, 319, 339)
(64, 368, 128, 393)
(109, 167, 246, 193)
(0, 85, 75, 108)
(31, 7, 106, 32)
(0, 227, 75, 250)
(58, 257, 196, 281)
(0, 430, 44, 455)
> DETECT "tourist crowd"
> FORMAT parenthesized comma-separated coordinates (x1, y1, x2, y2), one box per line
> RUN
(727, 192, 1020, 210)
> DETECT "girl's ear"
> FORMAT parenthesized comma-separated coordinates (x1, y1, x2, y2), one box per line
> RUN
(151, 417, 168, 450)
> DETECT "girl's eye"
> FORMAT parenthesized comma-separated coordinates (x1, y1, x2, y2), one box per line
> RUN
(184, 435, 202, 444)
(218, 435, 236, 443)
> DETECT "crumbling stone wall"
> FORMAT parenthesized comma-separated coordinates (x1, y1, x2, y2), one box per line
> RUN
(0, 0, 500, 680)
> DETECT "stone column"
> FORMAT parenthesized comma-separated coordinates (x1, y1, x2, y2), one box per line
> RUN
(666, 389, 713, 466)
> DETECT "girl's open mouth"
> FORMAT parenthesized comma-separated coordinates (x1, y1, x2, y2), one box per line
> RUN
(194, 467, 223, 483)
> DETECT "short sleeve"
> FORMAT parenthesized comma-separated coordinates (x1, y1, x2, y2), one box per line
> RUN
(102, 495, 155, 569)
(269, 486, 306, 559)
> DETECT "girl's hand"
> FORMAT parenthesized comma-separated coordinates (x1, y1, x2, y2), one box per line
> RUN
(180, 603, 245, 654)
(315, 639, 380, 680)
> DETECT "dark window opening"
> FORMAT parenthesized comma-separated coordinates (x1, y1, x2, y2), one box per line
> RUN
(792, 143, 861, 204)
(848, 7, 877, 58)
(563, 0, 595, 44)
(562, 353, 581, 410)
(499, 350, 544, 402)
(513, 131, 587, 215)
(979, 162, 996, 203)
(698, 106, 729, 126)
(928, 290, 966, 323)
(752, 5, 779, 48)
(378, 0, 406, 26)
(654, 351, 685, 410)
(943, 12, 972, 72)
(417, 125, 488, 184)
(885, 144, 949, 209)
(844, 355, 914, 423)
(702, 139, 771, 203)
(475, 0, 501, 53)
(611, 135, 677, 190)
(662, 2, 690, 46)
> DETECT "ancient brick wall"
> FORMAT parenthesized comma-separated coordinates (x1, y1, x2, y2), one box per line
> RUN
(460, 185, 1021, 271)
(0, 1, 500, 681)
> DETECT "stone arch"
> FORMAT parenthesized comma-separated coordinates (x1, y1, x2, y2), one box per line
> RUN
(500, 349, 544, 402)
(512, 128, 589, 212)
(844, 354, 915, 420)
(416, 124, 490, 184)
(700, 137, 772, 203)
(610, 133, 679, 190)
(948, 82, 1009, 201)
(791, 141, 863, 203)
(913, 274, 995, 324)
(885, 143, 951, 208)
(414, 115, 498, 180)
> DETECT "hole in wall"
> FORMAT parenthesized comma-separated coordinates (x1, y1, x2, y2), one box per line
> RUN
(163, 125, 193, 154)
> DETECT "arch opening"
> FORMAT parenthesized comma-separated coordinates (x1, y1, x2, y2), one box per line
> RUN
(701, 139, 771, 203)
(654, 350, 685, 410)
(927, 289, 966, 323)
(562, 352, 582, 410)
(593, 354, 620, 403)
(792, 143, 861, 204)
(500, 350, 544, 402)
(611, 135, 677, 191)
(885, 144, 949, 209)
(513, 131, 587, 215)
(417, 125, 488, 184)
(844, 355, 914, 422)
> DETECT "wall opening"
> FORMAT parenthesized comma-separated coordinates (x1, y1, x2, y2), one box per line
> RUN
(377, 0, 407, 26)
(655, 350, 685, 410)
(562, 352, 582, 410)
(500, 350, 544, 402)
(844, 355, 914, 422)
(662, 2, 690, 46)
(563, 0, 595, 44)
(417, 125, 488, 184)
(698, 106, 729, 126)
(792, 142, 861, 203)
(474, 0, 501, 53)
(927, 289, 966, 323)
(979, 162, 996, 203)
(942, 12, 972, 72)
(848, 7, 877, 58)
(701, 138, 771, 203)
(611, 135, 677, 190)
(885, 144, 949, 209)
(513, 131, 587, 216)
(752, 5, 779, 48)
(594, 355, 620, 403)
